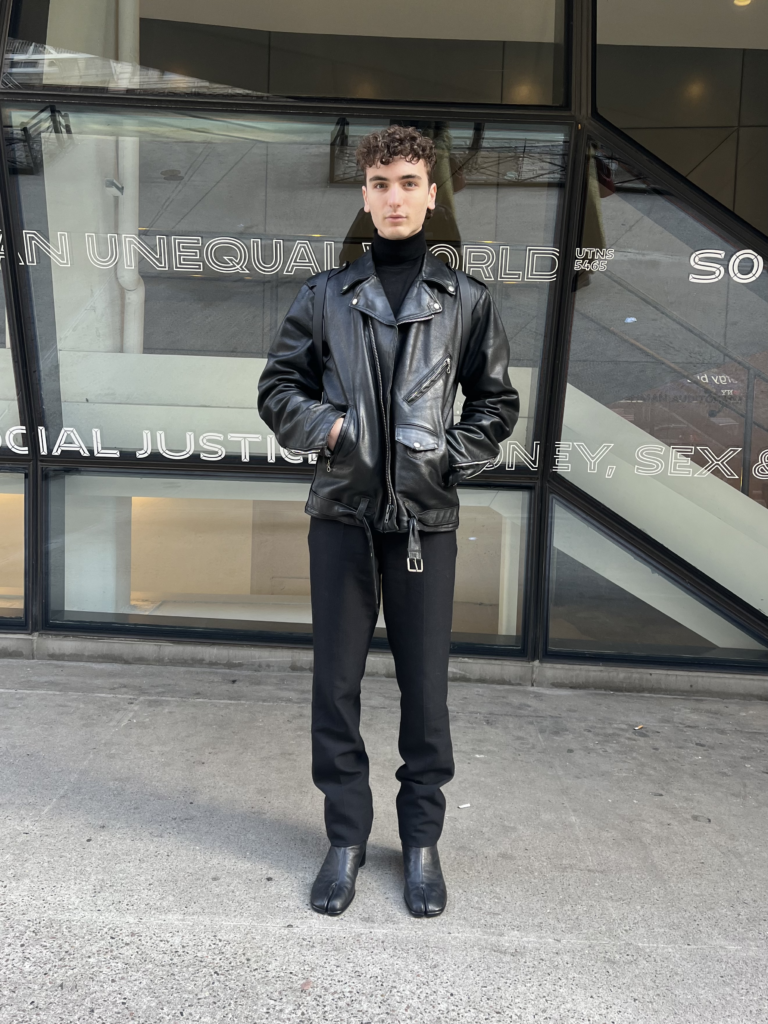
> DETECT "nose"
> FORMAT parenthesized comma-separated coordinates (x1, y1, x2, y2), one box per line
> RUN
(388, 185, 403, 209)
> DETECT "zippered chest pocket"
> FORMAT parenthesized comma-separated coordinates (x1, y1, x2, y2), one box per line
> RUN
(404, 356, 451, 404)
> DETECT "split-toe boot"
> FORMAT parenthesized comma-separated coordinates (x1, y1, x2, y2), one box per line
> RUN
(402, 844, 447, 917)
(310, 843, 366, 915)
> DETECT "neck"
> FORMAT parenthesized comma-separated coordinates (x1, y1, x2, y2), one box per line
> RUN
(371, 227, 426, 265)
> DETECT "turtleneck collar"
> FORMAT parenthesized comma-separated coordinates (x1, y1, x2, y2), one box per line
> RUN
(371, 227, 427, 266)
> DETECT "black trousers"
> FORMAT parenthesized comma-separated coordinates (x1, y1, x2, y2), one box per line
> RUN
(308, 517, 456, 847)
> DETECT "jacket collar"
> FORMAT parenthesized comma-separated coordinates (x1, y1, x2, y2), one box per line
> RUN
(340, 249, 457, 294)
(339, 250, 457, 326)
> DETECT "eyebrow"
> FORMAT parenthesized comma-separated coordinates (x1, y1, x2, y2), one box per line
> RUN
(368, 172, 423, 182)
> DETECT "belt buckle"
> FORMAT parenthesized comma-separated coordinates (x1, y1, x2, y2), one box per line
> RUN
(407, 557, 423, 573)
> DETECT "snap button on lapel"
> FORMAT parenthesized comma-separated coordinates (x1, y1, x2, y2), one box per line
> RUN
(414, 442, 421, 448)
(352, 298, 358, 304)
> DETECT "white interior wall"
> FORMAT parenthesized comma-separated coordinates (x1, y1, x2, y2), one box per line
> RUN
(45, 0, 118, 58)
(597, 0, 768, 48)
(63, 493, 132, 612)
(61, 477, 526, 630)
(0, 350, 20, 438)
(141, 0, 559, 42)
(37, 128, 123, 355)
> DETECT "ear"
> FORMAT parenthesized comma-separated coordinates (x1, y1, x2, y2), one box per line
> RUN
(362, 183, 370, 213)
(427, 181, 437, 210)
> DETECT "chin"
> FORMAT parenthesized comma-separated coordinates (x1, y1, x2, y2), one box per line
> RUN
(379, 223, 415, 240)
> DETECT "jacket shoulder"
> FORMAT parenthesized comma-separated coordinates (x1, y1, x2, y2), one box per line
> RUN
(456, 269, 489, 292)
(306, 263, 350, 290)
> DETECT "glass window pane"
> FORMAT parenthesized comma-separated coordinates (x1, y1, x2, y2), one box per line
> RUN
(47, 473, 316, 633)
(596, 0, 768, 234)
(561, 143, 768, 620)
(0, 471, 25, 619)
(0, 268, 21, 438)
(454, 488, 529, 647)
(549, 500, 768, 663)
(47, 470, 528, 646)
(7, 105, 566, 460)
(7, 1, 566, 105)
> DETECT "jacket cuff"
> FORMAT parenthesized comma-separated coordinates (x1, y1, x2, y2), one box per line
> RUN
(447, 449, 502, 487)
(307, 405, 344, 452)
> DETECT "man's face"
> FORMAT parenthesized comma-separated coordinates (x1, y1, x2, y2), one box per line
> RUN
(362, 158, 437, 240)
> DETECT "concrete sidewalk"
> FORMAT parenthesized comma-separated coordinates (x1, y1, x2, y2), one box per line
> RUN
(0, 660, 766, 1024)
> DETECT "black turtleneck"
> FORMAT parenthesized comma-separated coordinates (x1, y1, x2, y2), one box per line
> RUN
(371, 228, 426, 318)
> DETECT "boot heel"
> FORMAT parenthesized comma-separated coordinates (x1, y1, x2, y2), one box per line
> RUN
(360, 851, 366, 867)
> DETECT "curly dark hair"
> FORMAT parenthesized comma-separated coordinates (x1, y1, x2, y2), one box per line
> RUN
(356, 125, 436, 180)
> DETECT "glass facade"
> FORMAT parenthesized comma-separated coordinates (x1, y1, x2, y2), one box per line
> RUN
(0, 265, 21, 438)
(6, 1, 566, 105)
(596, 0, 768, 235)
(548, 499, 768, 662)
(5, 105, 566, 457)
(0, 1, 765, 671)
(562, 143, 768, 619)
(47, 472, 529, 648)
(0, 471, 25, 620)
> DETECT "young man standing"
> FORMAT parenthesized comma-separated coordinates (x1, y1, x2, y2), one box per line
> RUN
(258, 125, 518, 917)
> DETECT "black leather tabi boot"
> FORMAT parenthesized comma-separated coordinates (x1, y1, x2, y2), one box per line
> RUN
(402, 844, 447, 917)
(310, 843, 367, 915)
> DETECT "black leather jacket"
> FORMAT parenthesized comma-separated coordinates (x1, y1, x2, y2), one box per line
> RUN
(258, 251, 519, 555)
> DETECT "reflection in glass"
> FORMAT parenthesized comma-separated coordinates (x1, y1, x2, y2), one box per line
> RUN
(548, 500, 768, 663)
(6, 1, 566, 106)
(596, 0, 768, 233)
(0, 472, 25, 618)
(7, 106, 566, 457)
(0, 265, 21, 440)
(562, 144, 768, 618)
(47, 472, 528, 645)
(454, 488, 528, 646)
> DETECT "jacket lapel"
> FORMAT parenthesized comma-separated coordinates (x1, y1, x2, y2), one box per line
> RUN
(395, 279, 441, 325)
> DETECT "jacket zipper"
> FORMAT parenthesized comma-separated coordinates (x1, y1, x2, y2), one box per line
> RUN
(367, 319, 396, 523)
(404, 356, 451, 404)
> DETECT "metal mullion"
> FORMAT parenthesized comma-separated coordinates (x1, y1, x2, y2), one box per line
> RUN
(560, 0, 575, 113)
(528, 127, 590, 663)
(0, 9, 35, 439)
(0, 0, 10, 59)
(0, 139, 38, 441)
(28, 455, 40, 631)
(518, 478, 541, 663)
(0, 0, 40, 631)
(548, 472, 768, 650)
(530, 124, 584, 452)
(521, 1, 591, 664)
(0, 89, 576, 127)
(571, 0, 594, 121)
(37, 453, 319, 481)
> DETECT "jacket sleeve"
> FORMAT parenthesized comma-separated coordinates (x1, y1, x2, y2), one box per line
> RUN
(257, 280, 342, 453)
(445, 283, 520, 486)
